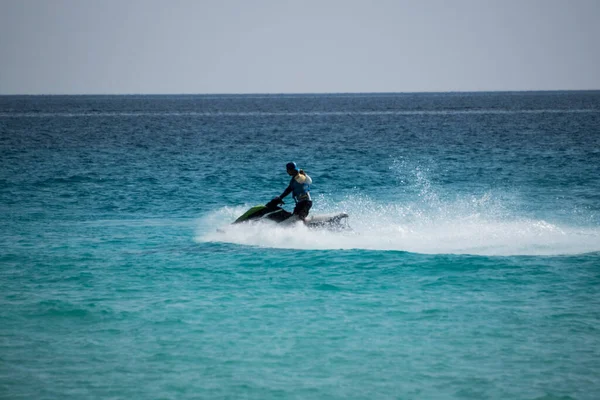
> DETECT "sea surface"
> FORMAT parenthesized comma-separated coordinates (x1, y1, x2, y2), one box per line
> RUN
(1, 92, 599, 399)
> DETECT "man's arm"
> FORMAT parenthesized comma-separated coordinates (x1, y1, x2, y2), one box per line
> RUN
(279, 180, 293, 199)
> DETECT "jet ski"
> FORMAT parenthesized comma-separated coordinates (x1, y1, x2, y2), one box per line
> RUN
(233, 198, 349, 230)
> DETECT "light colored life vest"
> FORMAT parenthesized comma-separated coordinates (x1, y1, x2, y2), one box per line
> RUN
(290, 173, 312, 202)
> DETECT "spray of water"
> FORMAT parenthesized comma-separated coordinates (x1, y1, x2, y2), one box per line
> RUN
(196, 164, 600, 256)
(196, 198, 598, 256)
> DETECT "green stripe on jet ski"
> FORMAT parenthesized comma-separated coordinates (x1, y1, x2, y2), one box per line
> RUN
(234, 206, 266, 223)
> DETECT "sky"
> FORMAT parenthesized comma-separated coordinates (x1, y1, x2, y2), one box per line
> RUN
(0, 0, 598, 94)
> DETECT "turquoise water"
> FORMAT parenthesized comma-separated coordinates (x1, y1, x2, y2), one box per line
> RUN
(1, 93, 600, 399)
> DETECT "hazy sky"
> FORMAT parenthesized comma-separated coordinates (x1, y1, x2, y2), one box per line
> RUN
(0, 0, 598, 94)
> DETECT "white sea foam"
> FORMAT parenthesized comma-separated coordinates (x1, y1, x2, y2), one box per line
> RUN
(196, 195, 600, 256)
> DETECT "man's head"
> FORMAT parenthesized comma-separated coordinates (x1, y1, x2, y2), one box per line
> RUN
(286, 162, 299, 176)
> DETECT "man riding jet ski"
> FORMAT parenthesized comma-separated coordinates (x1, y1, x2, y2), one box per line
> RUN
(278, 162, 313, 222)
(233, 162, 349, 229)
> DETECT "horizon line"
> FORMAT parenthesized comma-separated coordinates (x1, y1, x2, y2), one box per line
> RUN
(1, 89, 600, 97)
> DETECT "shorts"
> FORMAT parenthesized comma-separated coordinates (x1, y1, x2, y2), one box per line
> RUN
(293, 200, 313, 220)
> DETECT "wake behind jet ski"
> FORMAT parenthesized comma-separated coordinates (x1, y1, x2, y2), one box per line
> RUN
(233, 198, 349, 230)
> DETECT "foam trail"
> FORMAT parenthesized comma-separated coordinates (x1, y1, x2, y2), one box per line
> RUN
(196, 197, 600, 256)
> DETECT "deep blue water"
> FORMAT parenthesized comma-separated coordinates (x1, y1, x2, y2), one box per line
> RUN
(1, 92, 600, 399)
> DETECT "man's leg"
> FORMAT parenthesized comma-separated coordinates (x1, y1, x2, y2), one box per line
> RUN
(293, 200, 313, 222)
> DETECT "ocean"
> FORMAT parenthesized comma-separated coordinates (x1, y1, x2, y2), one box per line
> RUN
(1, 92, 599, 399)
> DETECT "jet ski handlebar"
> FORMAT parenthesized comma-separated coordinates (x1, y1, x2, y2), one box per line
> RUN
(267, 197, 285, 208)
